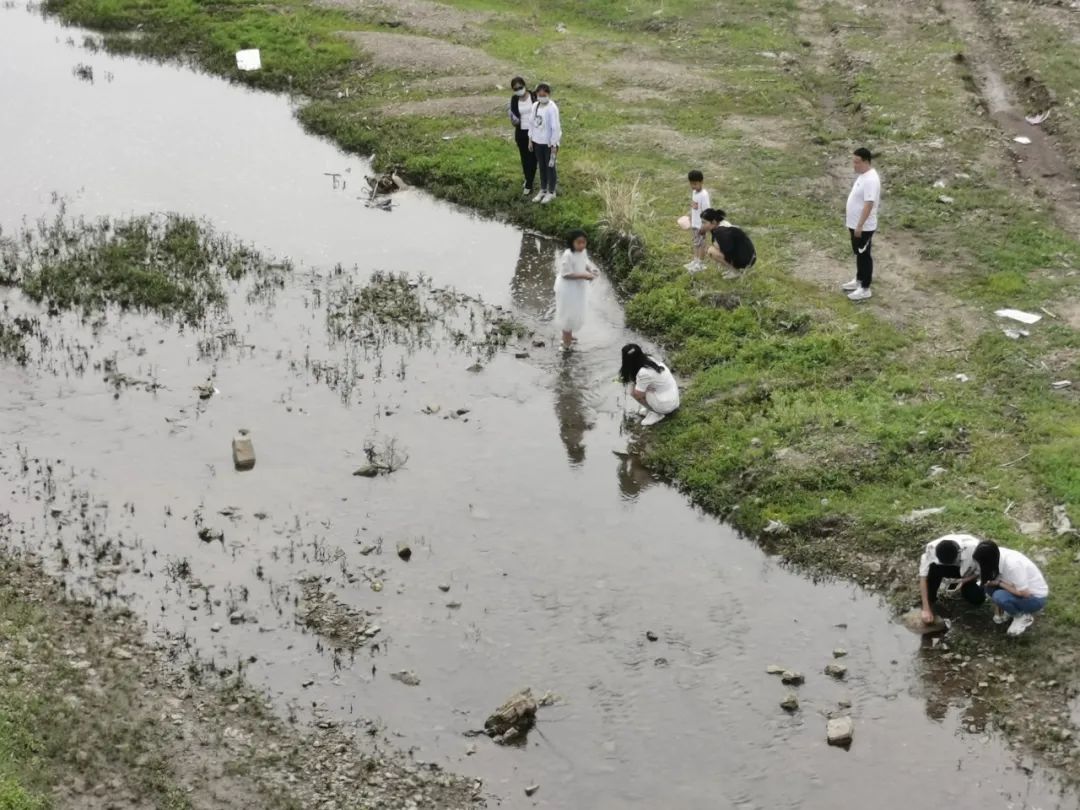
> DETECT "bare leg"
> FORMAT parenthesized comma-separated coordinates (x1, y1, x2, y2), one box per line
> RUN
(561, 330, 573, 349)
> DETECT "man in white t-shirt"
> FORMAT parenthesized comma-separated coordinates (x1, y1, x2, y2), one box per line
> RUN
(841, 147, 882, 302)
(917, 534, 984, 626)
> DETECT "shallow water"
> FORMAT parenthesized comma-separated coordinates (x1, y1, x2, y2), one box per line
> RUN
(0, 8, 1073, 809)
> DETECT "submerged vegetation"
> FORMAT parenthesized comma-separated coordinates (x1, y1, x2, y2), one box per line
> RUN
(0, 212, 283, 324)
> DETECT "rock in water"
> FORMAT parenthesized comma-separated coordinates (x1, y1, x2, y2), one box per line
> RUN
(781, 671, 805, 686)
(827, 716, 854, 746)
(396, 541, 412, 562)
(825, 663, 847, 679)
(232, 429, 256, 471)
(484, 688, 538, 744)
(899, 608, 947, 635)
(832, 648, 847, 658)
(766, 664, 786, 675)
(780, 692, 800, 712)
(390, 670, 421, 687)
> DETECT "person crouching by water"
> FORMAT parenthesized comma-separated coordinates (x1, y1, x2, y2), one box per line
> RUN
(699, 208, 756, 278)
(507, 77, 537, 196)
(620, 344, 680, 427)
(973, 540, 1049, 637)
(554, 230, 598, 351)
(918, 534, 984, 626)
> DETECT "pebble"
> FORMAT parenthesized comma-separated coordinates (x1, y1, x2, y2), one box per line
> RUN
(524, 784, 540, 797)
(826, 716, 854, 746)
(396, 542, 412, 562)
(446, 601, 462, 609)
(766, 664, 786, 675)
(438, 584, 451, 592)
(391, 670, 421, 687)
(211, 622, 222, 633)
(780, 692, 799, 712)
(832, 648, 847, 658)
(645, 631, 659, 642)
(781, 671, 804, 686)
(302, 679, 314, 688)
(825, 663, 847, 679)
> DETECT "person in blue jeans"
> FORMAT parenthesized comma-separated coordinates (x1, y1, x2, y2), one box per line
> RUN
(973, 540, 1049, 637)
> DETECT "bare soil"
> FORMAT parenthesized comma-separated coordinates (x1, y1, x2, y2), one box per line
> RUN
(341, 31, 507, 75)
(318, 0, 497, 40)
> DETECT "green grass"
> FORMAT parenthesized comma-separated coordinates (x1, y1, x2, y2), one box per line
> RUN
(1, 213, 282, 323)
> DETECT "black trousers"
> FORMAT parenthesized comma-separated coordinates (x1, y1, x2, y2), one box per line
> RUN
(926, 563, 985, 607)
(849, 228, 875, 288)
(515, 128, 537, 191)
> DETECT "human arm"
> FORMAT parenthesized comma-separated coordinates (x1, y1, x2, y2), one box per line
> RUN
(919, 577, 934, 624)
(508, 99, 520, 127)
(549, 103, 562, 151)
(853, 201, 874, 238)
(993, 579, 1032, 598)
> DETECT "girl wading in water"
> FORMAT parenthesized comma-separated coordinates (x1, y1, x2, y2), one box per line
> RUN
(620, 344, 680, 426)
(507, 77, 537, 196)
(554, 230, 598, 351)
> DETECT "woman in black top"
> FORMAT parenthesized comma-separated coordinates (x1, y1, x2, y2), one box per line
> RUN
(508, 77, 537, 195)
(700, 208, 756, 272)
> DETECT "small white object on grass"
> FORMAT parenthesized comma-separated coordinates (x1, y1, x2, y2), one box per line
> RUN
(995, 308, 1042, 325)
(677, 215, 691, 230)
(236, 49, 261, 71)
(1013, 135, 1032, 145)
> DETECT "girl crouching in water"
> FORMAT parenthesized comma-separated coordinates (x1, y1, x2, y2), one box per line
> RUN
(620, 344, 680, 426)
(554, 229, 598, 350)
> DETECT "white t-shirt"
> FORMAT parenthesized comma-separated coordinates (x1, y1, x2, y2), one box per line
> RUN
(690, 188, 711, 230)
(997, 548, 1049, 598)
(918, 533, 981, 578)
(635, 362, 680, 408)
(846, 167, 881, 230)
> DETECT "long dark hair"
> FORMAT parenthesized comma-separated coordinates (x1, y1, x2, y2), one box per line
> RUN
(972, 540, 1001, 584)
(620, 343, 664, 384)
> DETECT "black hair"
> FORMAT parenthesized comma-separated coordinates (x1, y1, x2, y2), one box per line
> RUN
(535, 82, 551, 95)
(511, 76, 526, 90)
(935, 539, 960, 566)
(701, 208, 727, 223)
(566, 229, 588, 251)
(853, 147, 873, 162)
(688, 169, 704, 183)
(620, 343, 665, 384)
(972, 540, 1000, 585)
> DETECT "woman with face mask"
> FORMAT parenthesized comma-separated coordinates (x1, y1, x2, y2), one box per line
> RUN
(528, 83, 562, 205)
(507, 77, 537, 196)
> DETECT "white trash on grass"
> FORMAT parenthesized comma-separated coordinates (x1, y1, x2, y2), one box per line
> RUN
(236, 49, 261, 71)
(995, 308, 1042, 325)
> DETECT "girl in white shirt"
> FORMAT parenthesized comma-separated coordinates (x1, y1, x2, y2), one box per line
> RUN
(619, 343, 680, 426)
(554, 230, 597, 350)
(528, 82, 562, 205)
(973, 540, 1049, 636)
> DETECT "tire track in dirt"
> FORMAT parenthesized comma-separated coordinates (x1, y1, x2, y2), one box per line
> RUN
(938, 0, 1080, 238)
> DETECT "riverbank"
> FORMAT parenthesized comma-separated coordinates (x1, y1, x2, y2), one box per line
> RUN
(0, 553, 483, 809)
(31, 0, 1080, 782)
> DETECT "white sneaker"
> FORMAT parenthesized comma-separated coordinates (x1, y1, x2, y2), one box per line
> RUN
(993, 611, 1009, 625)
(541, 192, 556, 205)
(841, 279, 860, 291)
(523, 186, 533, 197)
(847, 287, 872, 302)
(637, 407, 649, 417)
(641, 411, 667, 427)
(1006, 613, 1035, 636)
(532, 190, 547, 203)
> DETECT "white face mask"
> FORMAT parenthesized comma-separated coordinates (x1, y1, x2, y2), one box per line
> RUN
(537, 97, 550, 105)
(514, 88, 526, 97)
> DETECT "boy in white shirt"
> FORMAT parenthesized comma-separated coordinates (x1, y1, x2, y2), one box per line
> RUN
(685, 170, 711, 273)
(841, 147, 882, 301)
(917, 533, 984, 626)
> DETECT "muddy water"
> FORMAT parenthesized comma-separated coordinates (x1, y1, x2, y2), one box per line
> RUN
(0, 9, 1073, 809)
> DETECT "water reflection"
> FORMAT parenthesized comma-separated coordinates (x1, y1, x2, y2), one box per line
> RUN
(614, 449, 656, 501)
(510, 230, 556, 317)
(554, 358, 591, 466)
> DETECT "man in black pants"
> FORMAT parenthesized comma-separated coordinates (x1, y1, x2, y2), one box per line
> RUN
(841, 147, 881, 302)
(507, 77, 537, 196)
(918, 534, 985, 625)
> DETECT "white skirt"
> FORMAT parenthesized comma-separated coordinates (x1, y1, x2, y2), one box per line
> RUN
(554, 277, 587, 333)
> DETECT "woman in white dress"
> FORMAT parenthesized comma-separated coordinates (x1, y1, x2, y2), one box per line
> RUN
(619, 343, 680, 426)
(554, 230, 598, 350)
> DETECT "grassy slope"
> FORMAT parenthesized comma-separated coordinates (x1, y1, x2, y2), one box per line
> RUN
(35, 0, 1080, 750)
